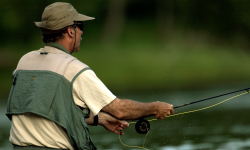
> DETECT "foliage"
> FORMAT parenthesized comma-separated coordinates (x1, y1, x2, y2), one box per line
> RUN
(0, 0, 249, 45)
(0, 0, 250, 98)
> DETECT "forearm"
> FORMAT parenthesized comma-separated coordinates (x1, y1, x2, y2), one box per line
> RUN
(102, 98, 158, 120)
(117, 99, 157, 120)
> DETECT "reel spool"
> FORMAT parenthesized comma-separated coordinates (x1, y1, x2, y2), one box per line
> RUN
(135, 118, 150, 134)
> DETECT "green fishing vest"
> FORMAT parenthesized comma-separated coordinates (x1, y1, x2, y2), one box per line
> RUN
(6, 69, 97, 150)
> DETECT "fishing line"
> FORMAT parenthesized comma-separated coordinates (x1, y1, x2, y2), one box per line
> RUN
(119, 88, 250, 149)
(119, 130, 150, 150)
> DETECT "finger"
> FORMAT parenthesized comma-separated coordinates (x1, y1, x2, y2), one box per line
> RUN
(114, 129, 123, 135)
(159, 116, 164, 120)
(117, 127, 123, 131)
(119, 131, 124, 135)
(169, 104, 173, 109)
(170, 109, 175, 114)
(118, 120, 129, 128)
(114, 130, 120, 135)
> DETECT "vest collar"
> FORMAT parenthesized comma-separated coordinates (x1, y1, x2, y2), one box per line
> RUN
(46, 42, 69, 54)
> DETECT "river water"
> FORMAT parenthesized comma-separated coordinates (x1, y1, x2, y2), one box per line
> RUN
(1, 85, 250, 150)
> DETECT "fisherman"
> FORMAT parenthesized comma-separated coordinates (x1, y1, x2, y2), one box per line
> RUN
(6, 2, 174, 150)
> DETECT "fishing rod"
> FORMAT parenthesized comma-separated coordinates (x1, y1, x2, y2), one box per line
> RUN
(135, 87, 250, 134)
(173, 87, 250, 109)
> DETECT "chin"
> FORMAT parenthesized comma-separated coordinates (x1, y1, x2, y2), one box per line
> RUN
(73, 48, 80, 53)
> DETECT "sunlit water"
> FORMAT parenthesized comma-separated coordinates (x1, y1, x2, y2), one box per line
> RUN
(1, 85, 250, 150)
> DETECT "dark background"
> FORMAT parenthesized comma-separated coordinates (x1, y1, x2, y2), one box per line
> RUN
(0, 0, 250, 98)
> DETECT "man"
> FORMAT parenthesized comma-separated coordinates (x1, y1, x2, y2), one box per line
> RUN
(6, 2, 174, 150)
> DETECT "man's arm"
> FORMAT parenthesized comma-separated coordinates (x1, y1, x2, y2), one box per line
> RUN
(85, 111, 129, 135)
(102, 98, 174, 120)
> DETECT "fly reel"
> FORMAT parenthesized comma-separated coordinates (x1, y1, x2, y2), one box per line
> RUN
(135, 118, 150, 134)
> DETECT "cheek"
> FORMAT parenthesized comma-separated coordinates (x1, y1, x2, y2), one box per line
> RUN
(77, 35, 81, 42)
(78, 33, 82, 39)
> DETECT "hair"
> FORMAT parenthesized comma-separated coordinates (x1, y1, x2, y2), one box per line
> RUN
(41, 24, 77, 44)
(42, 29, 67, 44)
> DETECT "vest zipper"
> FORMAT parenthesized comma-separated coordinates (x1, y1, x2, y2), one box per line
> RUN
(8, 73, 18, 112)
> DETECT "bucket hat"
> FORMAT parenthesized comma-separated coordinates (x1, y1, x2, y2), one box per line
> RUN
(35, 2, 94, 33)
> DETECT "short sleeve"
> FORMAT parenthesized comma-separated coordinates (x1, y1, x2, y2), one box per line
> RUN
(72, 69, 116, 115)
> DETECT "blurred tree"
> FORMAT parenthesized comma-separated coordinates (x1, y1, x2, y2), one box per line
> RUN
(101, 0, 127, 44)
(0, 0, 249, 47)
(155, 0, 175, 43)
(0, 0, 51, 44)
(175, 0, 250, 39)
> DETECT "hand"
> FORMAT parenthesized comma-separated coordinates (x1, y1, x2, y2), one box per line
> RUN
(154, 101, 174, 120)
(98, 113, 129, 135)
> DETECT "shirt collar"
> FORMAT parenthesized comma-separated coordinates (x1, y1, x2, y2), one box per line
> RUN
(46, 42, 69, 54)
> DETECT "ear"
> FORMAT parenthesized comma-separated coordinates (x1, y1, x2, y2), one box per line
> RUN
(67, 26, 74, 38)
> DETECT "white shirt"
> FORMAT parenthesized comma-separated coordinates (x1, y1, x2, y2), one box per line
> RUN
(10, 46, 116, 149)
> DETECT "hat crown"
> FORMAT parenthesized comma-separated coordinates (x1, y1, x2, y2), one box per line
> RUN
(35, 2, 95, 33)
(41, 2, 77, 30)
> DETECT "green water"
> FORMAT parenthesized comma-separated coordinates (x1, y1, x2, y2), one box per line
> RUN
(1, 86, 250, 150)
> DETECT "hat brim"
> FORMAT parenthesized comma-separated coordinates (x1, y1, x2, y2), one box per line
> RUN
(35, 14, 94, 28)
(35, 22, 44, 28)
(74, 14, 95, 21)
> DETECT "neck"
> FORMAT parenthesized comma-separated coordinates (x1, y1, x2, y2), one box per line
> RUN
(57, 39, 74, 54)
